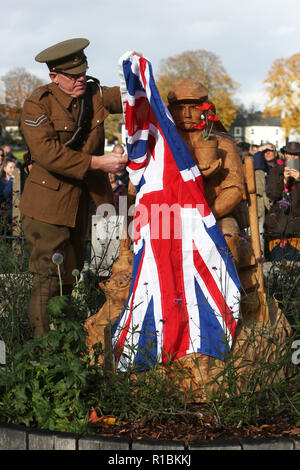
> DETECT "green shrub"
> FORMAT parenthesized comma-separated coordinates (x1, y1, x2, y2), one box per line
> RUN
(0, 292, 187, 432)
(0, 228, 299, 434)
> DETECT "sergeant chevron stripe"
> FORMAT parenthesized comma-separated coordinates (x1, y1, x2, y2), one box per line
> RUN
(24, 114, 48, 127)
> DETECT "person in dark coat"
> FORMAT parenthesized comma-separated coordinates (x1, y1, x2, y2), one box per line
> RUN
(0, 157, 16, 215)
(0, 157, 16, 237)
(264, 141, 300, 261)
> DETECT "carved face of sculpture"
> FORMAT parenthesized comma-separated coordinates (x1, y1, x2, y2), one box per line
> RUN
(167, 78, 209, 132)
(169, 100, 204, 131)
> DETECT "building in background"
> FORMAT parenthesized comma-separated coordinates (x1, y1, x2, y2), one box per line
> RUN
(229, 112, 286, 149)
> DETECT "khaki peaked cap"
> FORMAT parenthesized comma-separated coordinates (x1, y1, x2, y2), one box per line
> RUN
(35, 38, 90, 74)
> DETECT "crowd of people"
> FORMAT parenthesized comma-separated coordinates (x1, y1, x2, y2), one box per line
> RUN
(237, 140, 300, 261)
(106, 136, 300, 264)
(1, 136, 299, 264)
(0, 141, 129, 238)
(0, 145, 19, 231)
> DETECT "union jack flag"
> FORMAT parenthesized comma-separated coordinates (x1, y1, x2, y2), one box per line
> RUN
(111, 52, 241, 371)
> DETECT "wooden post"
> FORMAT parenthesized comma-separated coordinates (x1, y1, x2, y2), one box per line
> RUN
(243, 157, 265, 294)
(243, 156, 270, 323)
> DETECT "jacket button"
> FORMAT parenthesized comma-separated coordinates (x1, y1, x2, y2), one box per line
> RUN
(64, 126, 68, 130)
(97, 119, 100, 123)
(42, 180, 46, 184)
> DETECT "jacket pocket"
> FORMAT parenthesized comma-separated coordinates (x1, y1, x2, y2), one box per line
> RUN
(51, 117, 76, 133)
(29, 166, 60, 191)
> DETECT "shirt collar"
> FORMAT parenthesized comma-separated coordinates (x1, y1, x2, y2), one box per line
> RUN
(48, 82, 76, 110)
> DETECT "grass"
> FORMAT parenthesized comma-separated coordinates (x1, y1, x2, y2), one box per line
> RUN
(0, 217, 299, 438)
(13, 150, 27, 162)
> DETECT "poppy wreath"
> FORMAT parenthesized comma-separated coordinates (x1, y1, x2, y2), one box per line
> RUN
(194, 101, 220, 140)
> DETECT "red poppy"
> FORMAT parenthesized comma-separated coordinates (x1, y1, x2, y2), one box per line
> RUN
(196, 102, 214, 111)
(207, 115, 220, 122)
(193, 121, 206, 130)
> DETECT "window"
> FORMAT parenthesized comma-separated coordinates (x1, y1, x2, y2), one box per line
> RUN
(234, 127, 242, 137)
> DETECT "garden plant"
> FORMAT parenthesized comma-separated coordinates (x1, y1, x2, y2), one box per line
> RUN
(0, 212, 299, 442)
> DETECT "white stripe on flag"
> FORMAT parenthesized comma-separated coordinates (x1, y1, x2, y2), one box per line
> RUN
(126, 90, 147, 107)
(180, 209, 203, 354)
(127, 129, 149, 145)
(180, 166, 201, 182)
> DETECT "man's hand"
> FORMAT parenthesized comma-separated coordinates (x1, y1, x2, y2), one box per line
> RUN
(131, 51, 143, 57)
(259, 144, 274, 152)
(90, 152, 128, 173)
(284, 166, 300, 184)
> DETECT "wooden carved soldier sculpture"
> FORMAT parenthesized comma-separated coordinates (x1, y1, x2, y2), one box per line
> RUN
(167, 78, 265, 319)
(86, 78, 289, 395)
(163, 79, 289, 394)
(86, 78, 262, 353)
(167, 79, 247, 270)
(87, 78, 255, 351)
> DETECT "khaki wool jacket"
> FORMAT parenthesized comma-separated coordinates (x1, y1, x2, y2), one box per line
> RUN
(20, 80, 122, 227)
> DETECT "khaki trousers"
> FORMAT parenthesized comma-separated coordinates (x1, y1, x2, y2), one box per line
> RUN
(22, 196, 89, 337)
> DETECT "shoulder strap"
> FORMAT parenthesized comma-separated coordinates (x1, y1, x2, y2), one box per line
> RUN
(64, 77, 98, 150)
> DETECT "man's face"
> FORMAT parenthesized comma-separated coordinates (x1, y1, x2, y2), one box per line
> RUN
(169, 101, 204, 131)
(49, 71, 87, 97)
(264, 148, 276, 163)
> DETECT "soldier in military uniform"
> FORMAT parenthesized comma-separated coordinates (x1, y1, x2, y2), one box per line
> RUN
(20, 38, 128, 337)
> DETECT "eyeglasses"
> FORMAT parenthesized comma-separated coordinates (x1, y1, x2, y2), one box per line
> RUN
(59, 71, 86, 81)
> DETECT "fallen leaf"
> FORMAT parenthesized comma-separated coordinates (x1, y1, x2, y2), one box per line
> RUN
(88, 407, 116, 427)
(100, 416, 117, 427)
(88, 407, 99, 424)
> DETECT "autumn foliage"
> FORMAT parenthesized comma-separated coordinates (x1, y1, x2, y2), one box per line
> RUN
(156, 50, 239, 131)
(264, 53, 300, 136)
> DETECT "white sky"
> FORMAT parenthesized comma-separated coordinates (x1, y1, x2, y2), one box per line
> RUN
(1, 0, 299, 110)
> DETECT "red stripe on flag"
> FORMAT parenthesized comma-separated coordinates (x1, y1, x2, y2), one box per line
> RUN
(150, 234, 191, 362)
(139, 57, 148, 88)
(192, 242, 237, 338)
(128, 159, 149, 171)
(125, 97, 150, 136)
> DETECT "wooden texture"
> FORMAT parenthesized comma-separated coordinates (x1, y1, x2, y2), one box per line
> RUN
(84, 118, 289, 395)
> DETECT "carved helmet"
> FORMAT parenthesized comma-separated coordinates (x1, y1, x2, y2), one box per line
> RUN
(167, 78, 208, 104)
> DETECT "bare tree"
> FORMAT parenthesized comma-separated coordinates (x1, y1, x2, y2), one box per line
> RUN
(1, 67, 45, 120)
